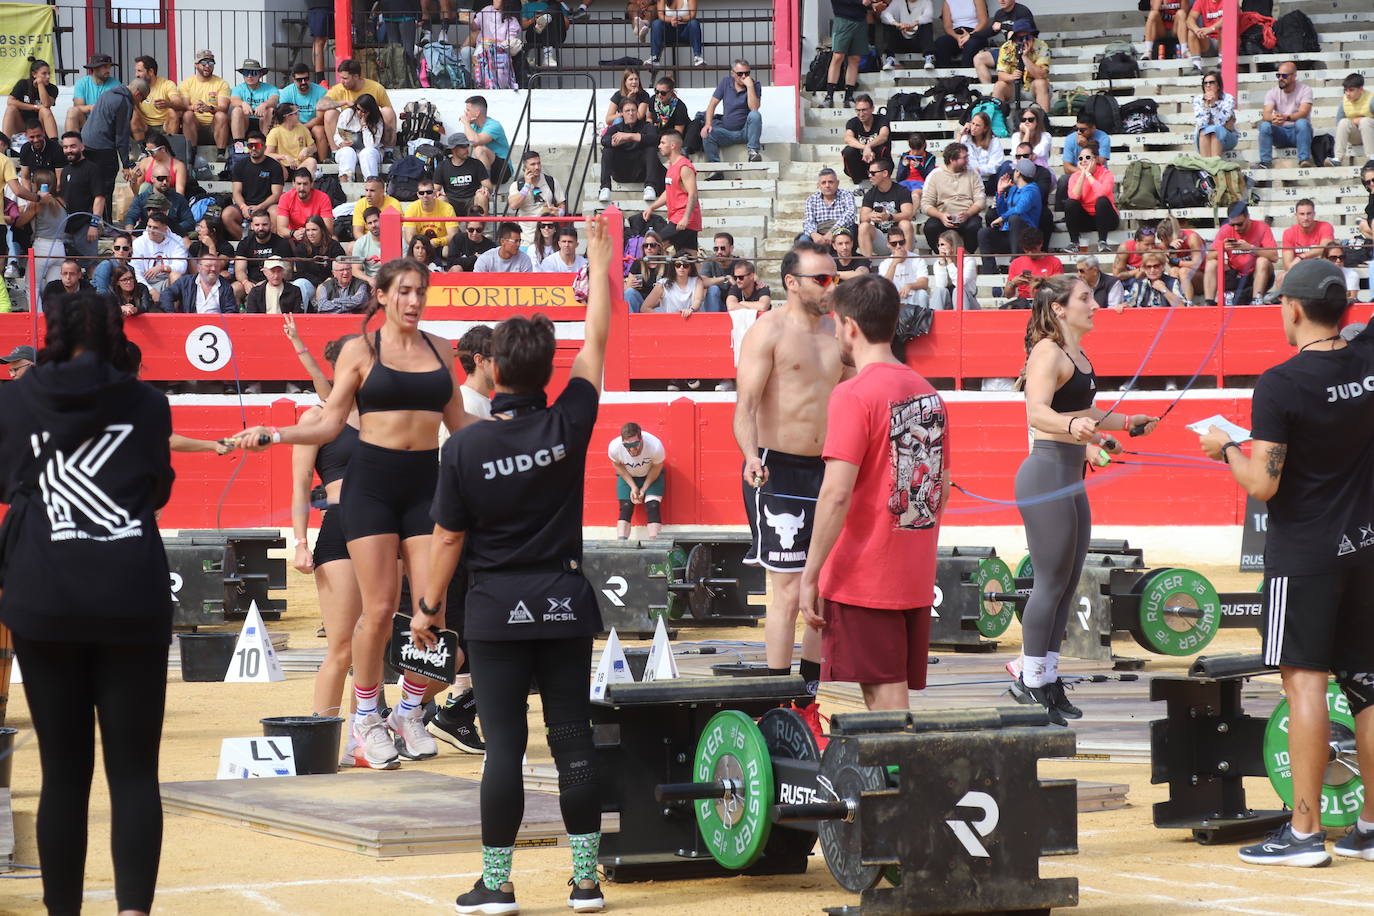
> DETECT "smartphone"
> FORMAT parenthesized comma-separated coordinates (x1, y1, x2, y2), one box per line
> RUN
(38, 183, 49, 194)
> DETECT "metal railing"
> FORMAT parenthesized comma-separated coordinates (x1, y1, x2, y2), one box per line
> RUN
(502, 72, 600, 217)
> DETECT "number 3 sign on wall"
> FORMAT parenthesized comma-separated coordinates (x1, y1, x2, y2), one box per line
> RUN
(185, 325, 232, 372)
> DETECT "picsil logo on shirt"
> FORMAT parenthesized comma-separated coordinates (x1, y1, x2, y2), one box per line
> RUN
(482, 443, 568, 479)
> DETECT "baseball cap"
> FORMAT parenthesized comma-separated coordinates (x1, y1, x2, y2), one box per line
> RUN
(195, 50, 215, 64)
(263, 257, 287, 272)
(145, 191, 170, 212)
(443, 131, 471, 148)
(1, 345, 36, 364)
(1226, 200, 1249, 222)
(1275, 257, 1347, 301)
(1010, 18, 1038, 35)
(237, 58, 264, 73)
(1014, 158, 1037, 179)
(85, 53, 115, 70)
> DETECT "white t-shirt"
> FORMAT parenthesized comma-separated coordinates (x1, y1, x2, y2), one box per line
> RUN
(461, 384, 493, 419)
(879, 255, 929, 304)
(608, 430, 665, 475)
(656, 276, 700, 313)
(538, 251, 587, 274)
(508, 173, 564, 244)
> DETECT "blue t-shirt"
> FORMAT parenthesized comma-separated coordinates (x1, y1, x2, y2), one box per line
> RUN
(278, 82, 327, 123)
(73, 74, 117, 106)
(712, 76, 762, 132)
(233, 82, 280, 110)
(474, 116, 509, 161)
(1062, 128, 1112, 165)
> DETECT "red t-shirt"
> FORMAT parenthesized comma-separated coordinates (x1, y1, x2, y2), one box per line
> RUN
(1192, 0, 1224, 28)
(279, 188, 335, 231)
(819, 362, 948, 610)
(665, 155, 702, 231)
(1281, 221, 1335, 261)
(1005, 254, 1064, 299)
(1212, 219, 1276, 275)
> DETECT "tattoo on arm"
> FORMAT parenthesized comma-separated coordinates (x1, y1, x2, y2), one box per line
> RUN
(1265, 444, 1287, 479)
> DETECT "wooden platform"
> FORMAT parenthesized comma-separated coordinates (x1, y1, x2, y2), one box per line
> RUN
(160, 771, 605, 858)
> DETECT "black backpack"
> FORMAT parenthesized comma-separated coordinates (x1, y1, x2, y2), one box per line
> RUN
(920, 76, 977, 123)
(315, 174, 347, 207)
(1119, 98, 1167, 134)
(1160, 164, 1212, 210)
(1084, 92, 1121, 135)
(1311, 133, 1335, 166)
(685, 111, 706, 154)
(1274, 10, 1319, 53)
(804, 47, 830, 93)
(387, 154, 433, 202)
(884, 91, 922, 122)
(1096, 51, 1140, 82)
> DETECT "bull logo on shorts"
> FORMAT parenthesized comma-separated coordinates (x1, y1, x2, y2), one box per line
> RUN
(764, 506, 805, 549)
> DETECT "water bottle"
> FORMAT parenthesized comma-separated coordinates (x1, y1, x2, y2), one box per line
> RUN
(1224, 290, 1235, 307)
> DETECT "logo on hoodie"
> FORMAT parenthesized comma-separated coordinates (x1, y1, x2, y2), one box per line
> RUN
(35, 424, 144, 541)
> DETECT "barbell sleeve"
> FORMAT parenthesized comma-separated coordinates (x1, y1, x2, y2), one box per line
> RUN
(771, 799, 856, 824)
(655, 780, 736, 803)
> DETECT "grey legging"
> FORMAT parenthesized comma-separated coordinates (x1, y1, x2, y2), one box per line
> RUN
(1014, 438, 1092, 657)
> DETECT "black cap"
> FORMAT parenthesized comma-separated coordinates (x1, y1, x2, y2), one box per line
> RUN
(85, 53, 115, 70)
(1, 345, 36, 364)
(1275, 258, 1347, 301)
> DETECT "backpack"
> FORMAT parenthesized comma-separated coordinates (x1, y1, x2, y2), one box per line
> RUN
(920, 76, 977, 123)
(1119, 98, 1166, 134)
(1050, 86, 1091, 118)
(858, 48, 880, 73)
(971, 98, 1011, 138)
(1095, 41, 1140, 82)
(1311, 133, 1335, 166)
(1118, 160, 1163, 210)
(397, 100, 443, 151)
(1210, 165, 1248, 210)
(1084, 92, 1121, 135)
(218, 139, 251, 181)
(684, 111, 705, 154)
(804, 47, 831, 93)
(418, 39, 473, 90)
(377, 42, 418, 90)
(885, 91, 922, 122)
(1160, 163, 1212, 210)
(387, 154, 433, 202)
(1274, 10, 1319, 54)
(315, 174, 347, 208)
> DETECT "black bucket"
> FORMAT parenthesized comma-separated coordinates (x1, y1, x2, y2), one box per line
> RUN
(261, 716, 344, 776)
(0, 727, 15, 789)
(178, 633, 239, 682)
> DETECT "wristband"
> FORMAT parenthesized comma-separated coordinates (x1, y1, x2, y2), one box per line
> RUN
(294, 537, 309, 548)
(1067, 417, 1080, 437)
(417, 596, 438, 616)
(295, 347, 308, 355)
(90, 217, 100, 227)
(1221, 441, 1241, 463)
(269, 426, 282, 444)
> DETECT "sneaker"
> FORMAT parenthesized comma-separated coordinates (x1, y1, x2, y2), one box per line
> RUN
(665, 383, 681, 391)
(352, 712, 401, 769)
(715, 380, 735, 391)
(1006, 677, 1068, 727)
(571, 5, 590, 22)
(455, 878, 518, 915)
(2, 263, 15, 280)
(923, 54, 935, 70)
(1253, 161, 1269, 170)
(597, 186, 611, 203)
(534, 12, 550, 32)
(1004, 658, 1023, 680)
(883, 54, 897, 71)
(542, 47, 558, 67)
(692, 55, 706, 67)
(822, 90, 835, 108)
(1097, 241, 1113, 254)
(567, 878, 605, 912)
(1325, 158, 1341, 168)
(1298, 159, 1314, 168)
(388, 708, 439, 760)
(1334, 823, 1374, 860)
(703, 172, 723, 181)
(426, 690, 486, 754)
(748, 149, 763, 162)
(643, 54, 660, 67)
(1191, 56, 1203, 74)
(1046, 679, 1083, 719)
(1238, 824, 1330, 867)
(791, 700, 829, 750)
(643, 185, 657, 201)
(686, 379, 702, 390)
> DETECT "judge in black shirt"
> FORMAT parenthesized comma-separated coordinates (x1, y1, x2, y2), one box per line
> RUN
(840, 93, 891, 186)
(597, 99, 664, 203)
(416, 214, 614, 915)
(1199, 258, 1374, 867)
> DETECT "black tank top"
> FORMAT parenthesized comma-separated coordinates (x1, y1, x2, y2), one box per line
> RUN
(315, 422, 358, 485)
(356, 331, 453, 415)
(1049, 346, 1096, 413)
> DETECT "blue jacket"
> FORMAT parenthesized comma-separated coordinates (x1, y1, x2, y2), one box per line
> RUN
(161, 273, 238, 314)
(125, 189, 195, 237)
(996, 183, 1042, 231)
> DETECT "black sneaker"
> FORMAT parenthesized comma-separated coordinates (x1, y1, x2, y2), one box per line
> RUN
(567, 878, 605, 913)
(427, 690, 485, 754)
(1335, 823, 1374, 861)
(1007, 677, 1067, 727)
(1238, 823, 1330, 867)
(455, 877, 518, 915)
(1046, 679, 1083, 719)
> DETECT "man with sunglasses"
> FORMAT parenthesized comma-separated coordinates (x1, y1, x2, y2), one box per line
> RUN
(230, 59, 280, 151)
(879, 230, 933, 308)
(859, 159, 915, 258)
(696, 232, 738, 313)
(178, 50, 232, 159)
(734, 240, 848, 744)
(276, 168, 335, 241)
(724, 259, 771, 312)
(436, 133, 493, 217)
(840, 93, 891, 188)
(404, 178, 460, 250)
(221, 129, 285, 240)
(991, 18, 1052, 113)
(609, 423, 666, 540)
(123, 168, 194, 237)
(447, 219, 497, 273)
(1259, 62, 1315, 169)
(278, 64, 330, 158)
(1056, 111, 1110, 212)
(702, 59, 763, 168)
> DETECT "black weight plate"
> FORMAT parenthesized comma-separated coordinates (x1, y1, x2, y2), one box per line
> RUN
(758, 708, 821, 862)
(818, 737, 885, 893)
(686, 543, 712, 619)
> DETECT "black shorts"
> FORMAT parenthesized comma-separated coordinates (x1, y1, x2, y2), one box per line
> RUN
(664, 227, 699, 257)
(308, 6, 334, 38)
(313, 506, 350, 566)
(743, 448, 824, 573)
(490, 158, 511, 186)
(340, 441, 440, 541)
(1263, 565, 1374, 672)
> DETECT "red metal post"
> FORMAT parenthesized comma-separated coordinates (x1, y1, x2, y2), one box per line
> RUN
(1221, 0, 1238, 112)
(380, 209, 403, 262)
(165, 0, 178, 82)
(334, 0, 354, 66)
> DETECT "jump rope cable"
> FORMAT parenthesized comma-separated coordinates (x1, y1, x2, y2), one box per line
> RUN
(213, 310, 251, 532)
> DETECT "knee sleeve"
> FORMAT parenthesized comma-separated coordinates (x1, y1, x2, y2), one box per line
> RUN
(644, 500, 661, 525)
(547, 720, 596, 790)
(1336, 670, 1374, 716)
(618, 499, 635, 522)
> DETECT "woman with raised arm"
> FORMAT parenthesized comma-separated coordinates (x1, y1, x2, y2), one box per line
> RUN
(415, 213, 613, 915)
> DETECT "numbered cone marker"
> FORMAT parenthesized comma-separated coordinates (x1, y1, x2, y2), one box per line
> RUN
(642, 615, 679, 682)
(216, 736, 297, 779)
(224, 601, 286, 683)
(590, 627, 634, 700)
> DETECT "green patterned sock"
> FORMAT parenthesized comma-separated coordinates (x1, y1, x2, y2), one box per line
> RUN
(481, 845, 514, 891)
(569, 832, 601, 884)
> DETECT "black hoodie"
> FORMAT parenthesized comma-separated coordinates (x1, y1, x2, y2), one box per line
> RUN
(0, 353, 175, 643)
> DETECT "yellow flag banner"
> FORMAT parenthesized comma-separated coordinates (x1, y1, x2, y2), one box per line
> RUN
(0, 4, 55, 95)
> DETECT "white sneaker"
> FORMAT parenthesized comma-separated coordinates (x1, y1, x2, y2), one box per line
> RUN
(643, 185, 657, 201)
(542, 47, 558, 67)
(598, 186, 611, 203)
(352, 712, 400, 769)
(692, 55, 705, 67)
(388, 708, 439, 760)
(2, 263, 15, 280)
(883, 55, 897, 71)
(643, 54, 660, 66)
(923, 55, 935, 70)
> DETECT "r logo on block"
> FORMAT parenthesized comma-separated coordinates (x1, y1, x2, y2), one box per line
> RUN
(945, 790, 999, 857)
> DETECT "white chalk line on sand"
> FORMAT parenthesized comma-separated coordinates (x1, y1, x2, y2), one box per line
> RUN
(1077, 887, 1291, 916)
(234, 888, 295, 914)
(74, 870, 484, 903)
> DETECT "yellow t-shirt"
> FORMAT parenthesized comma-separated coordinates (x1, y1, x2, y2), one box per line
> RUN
(1342, 90, 1374, 121)
(353, 194, 402, 231)
(325, 79, 392, 111)
(139, 76, 181, 129)
(266, 124, 312, 161)
(179, 75, 231, 125)
(404, 198, 457, 239)
(0, 156, 14, 225)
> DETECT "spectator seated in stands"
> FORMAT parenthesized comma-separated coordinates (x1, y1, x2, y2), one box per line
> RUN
(19, 124, 64, 186)
(978, 158, 1041, 277)
(1016, 107, 1051, 168)
(648, 76, 691, 138)
(6, 58, 58, 140)
(1122, 251, 1186, 308)
(66, 53, 117, 134)
(405, 178, 461, 251)
(276, 168, 335, 241)
(1186, 0, 1222, 73)
(1002, 227, 1061, 304)
(179, 50, 232, 158)
(130, 212, 187, 303)
(642, 252, 705, 314)
(606, 70, 651, 129)
(352, 178, 403, 242)
(221, 130, 286, 241)
(162, 253, 238, 313)
(724, 259, 771, 311)
(698, 232, 737, 312)
(460, 95, 512, 186)
(278, 64, 331, 160)
(647, 0, 705, 68)
(799, 167, 858, 248)
(1280, 198, 1335, 276)
(333, 93, 385, 181)
(932, 228, 979, 310)
(1064, 148, 1118, 254)
(92, 233, 134, 293)
(123, 170, 194, 237)
(1144, 0, 1187, 59)
(1075, 254, 1124, 310)
(859, 158, 915, 257)
(933, 0, 990, 70)
(1193, 70, 1237, 157)
(1359, 163, 1374, 260)
(436, 133, 493, 216)
(877, 0, 936, 72)
(131, 56, 181, 142)
(922, 142, 986, 253)
(319, 58, 397, 148)
(529, 220, 560, 267)
(539, 226, 587, 273)
(230, 59, 279, 151)
(972, 0, 1032, 80)
(110, 265, 154, 316)
(315, 259, 372, 312)
(1206, 202, 1276, 305)
(624, 230, 667, 311)
(130, 130, 189, 197)
(1057, 111, 1110, 215)
(291, 215, 345, 302)
(1258, 61, 1314, 169)
(1332, 73, 1374, 168)
(522, 0, 571, 68)
(895, 132, 937, 193)
(471, 0, 523, 91)
(508, 150, 567, 246)
(1113, 224, 1160, 282)
(266, 104, 319, 179)
(991, 19, 1051, 113)
(447, 217, 497, 272)
(409, 235, 447, 272)
(703, 61, 764, 166)
(352, 208, 385, 285)
(879, 229, 932, 308)
(474, 221, 534, 271)
(235, 211, 293, 300)
(58, 133, 105, 263)
(187, 217, 236, 285)
(960, 111, 1007, 196)
(41, 259, 93, 306)
(599, 99, 664, 203)
(832, 228, 872, 281)
(245, 257, 304, 313)
(1157, 216, 1204, 302)
(1012, 140, 1053, 232)
(840, 93, 891, 187)
(1321, 245, 1362, 303)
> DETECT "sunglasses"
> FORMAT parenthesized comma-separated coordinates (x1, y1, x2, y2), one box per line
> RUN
(675, 262, 692, 268)
(794, 272, 837, 288)
(198, 59, 214, 65)
(113, 244, 132, 251)
(1364, 178, 1374, 188)
(295, 75, 312, 81)
(540, 223, 555, 229)
(417, 189, 435, 196)
(467, 226, 485, 233)
(241, 70, 263, 77)
(623, 440, 643, 448)
(247, 142, 265, 150)
(889, 239, 906, 246)
(734, 70, 750, 77)
(118, 275, 136, 281)
(1020, 116, 1037, 123)
(153, 175, 170, 181)
(713, 245, 730, 251)
(1079, 156, 1095, 162)
(1202, 79, 1219, 85)
(868, 168, 888, 176)
(1014, 153, 1030, 159)
(1276, 72, 1293, 79)
(644, 242, 661, 248)
(1329, 255, 1345, 262)
(656, 88, 671, 95)
(732, 274, 750, 281)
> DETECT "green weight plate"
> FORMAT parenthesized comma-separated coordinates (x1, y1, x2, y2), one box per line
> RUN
(693, 709, 774, 870)
(665, 547, 689, 619)
(972, 556, 1015, 638)
(1263, 681, 1364, 828)
(1016, 555, 1034, 580)
(1127, 567, 1221, 657)
(818, 738, 886, 893)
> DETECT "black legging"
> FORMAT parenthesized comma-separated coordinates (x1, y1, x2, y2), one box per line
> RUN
(467, 636, 598, 847)
(1014, 439, 1092, 657)
(932, 32, 988, 69)
(14, 635, 168, 916)
(1064, 199, 1120, 246)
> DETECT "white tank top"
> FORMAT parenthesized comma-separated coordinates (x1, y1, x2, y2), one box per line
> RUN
(946, 0, 979, 30)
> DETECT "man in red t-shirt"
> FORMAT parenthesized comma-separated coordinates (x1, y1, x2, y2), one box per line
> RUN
(274, 167, 335, 241)
(799, 273, 949, 711)
(1003, 227, 1063, 301)
(1280, 198, 1336, 272)
(1206, 201, 1278, 304)
(1187, 0, 1225, 69)
(642, 130, 701, 255)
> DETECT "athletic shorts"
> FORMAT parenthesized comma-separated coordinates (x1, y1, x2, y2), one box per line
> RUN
(831, 16, 869, 58)
(1263, 564, 1374, 672)
(616, 473, 664, 502)
(309, 6, 335, 38)
(313, 506, 349, 566)
(340, 441, 440, 541)
(821, 600, 932, 689)
(743, 448, 824, 572)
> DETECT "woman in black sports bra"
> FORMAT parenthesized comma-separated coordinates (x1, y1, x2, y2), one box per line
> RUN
(1009, 275, 1159, 725)
(240, 258, 474, 770)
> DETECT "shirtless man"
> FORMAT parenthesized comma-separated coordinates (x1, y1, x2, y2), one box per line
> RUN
(734, 240, 847, 742)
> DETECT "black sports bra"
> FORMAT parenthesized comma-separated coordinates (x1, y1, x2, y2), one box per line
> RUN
(356, 331, 453, 415)
(1049, 346, 1096, 413)
(315, 422, 358, 485)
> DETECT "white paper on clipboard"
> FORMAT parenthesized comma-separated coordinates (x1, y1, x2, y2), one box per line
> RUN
(1185, 415, 1252, 442)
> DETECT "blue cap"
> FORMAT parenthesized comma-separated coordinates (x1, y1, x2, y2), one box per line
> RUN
(1227, 200, 1249, 222)
(1010, 18, 1038, 35)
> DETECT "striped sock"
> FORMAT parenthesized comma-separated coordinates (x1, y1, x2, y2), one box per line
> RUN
(397, 676, 428, 718)
(355, 683, 380, 717)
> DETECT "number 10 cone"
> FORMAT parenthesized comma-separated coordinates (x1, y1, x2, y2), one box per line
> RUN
(224, 601, 286, 682)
